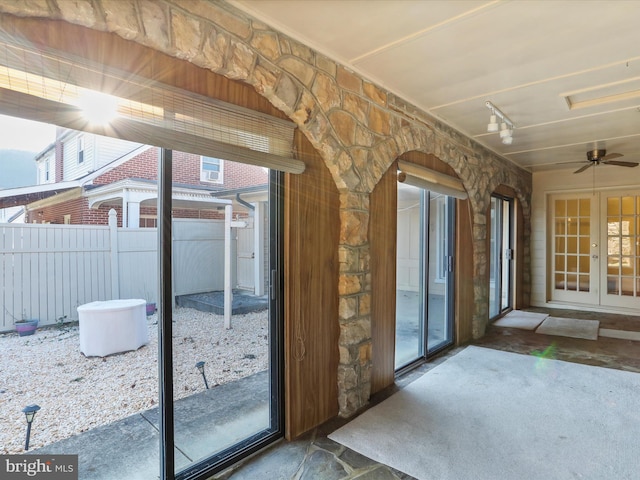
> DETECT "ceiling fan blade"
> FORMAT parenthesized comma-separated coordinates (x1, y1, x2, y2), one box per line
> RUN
(603, 160, 639, 168)
(602, 152, 623, 160)
(574, 163, 593, 174)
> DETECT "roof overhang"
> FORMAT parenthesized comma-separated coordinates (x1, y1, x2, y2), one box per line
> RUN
(0, 181, 83, 209)
(86, 178, 232, 210)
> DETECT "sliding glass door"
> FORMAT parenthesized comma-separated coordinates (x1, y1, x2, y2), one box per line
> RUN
(395, 183, 455, 370)
(489, 195, 514, 319)
(162, 157, 283, 480)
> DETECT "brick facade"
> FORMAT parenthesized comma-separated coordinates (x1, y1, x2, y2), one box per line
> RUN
(93, 146, 267, 188)
(26, 197, 123, 226)
(29, 135, 269, 226)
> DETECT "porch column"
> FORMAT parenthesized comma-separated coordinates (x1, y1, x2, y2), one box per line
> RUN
(127, 201, 140, 229)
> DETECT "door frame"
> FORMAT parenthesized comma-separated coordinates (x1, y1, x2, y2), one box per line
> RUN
(547, 189, 640, 311)
(394, 186, 456, 373)
(599, 190, 640, 309)
(489, 193, 515, 319)
(161, 162, 284, 480)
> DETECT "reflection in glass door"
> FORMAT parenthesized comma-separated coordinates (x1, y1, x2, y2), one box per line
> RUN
(489, 195, 513, 319)
(169, 162, 283, 479)
(602, 194, 640, 308)
(395, 182, 454, 370)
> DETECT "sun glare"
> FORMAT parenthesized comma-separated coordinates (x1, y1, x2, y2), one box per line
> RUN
(77, 90, 119, 126)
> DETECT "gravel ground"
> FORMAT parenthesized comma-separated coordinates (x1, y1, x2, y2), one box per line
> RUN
(0, 307, 269, 454)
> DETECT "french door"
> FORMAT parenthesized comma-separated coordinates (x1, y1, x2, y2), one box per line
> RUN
(395, 182, 455, 370)
(489, 195, 514, 319)
(550, 190, 640, 309)
(602, 193, 640, 308)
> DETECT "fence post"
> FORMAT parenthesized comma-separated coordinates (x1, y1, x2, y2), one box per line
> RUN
(254, 202, 265, 296)
(224, 204, 233, 329)
(109, 209, 120, 299)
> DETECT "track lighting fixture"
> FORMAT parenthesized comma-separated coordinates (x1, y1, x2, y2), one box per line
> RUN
(487, 114, 499, 133)
(486, 101, 514, 144)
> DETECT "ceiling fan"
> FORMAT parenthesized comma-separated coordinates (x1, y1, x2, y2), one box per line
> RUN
(573, 149, 638, 174)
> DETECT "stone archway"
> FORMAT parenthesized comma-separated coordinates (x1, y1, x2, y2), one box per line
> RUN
(0, 0, 532, 416)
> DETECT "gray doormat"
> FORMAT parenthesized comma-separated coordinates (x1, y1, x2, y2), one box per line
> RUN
(493, 310, 548, 330)
(535, 316, 599, 340)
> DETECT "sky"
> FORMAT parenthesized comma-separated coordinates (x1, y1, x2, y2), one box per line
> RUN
(0, 114, 57, 152)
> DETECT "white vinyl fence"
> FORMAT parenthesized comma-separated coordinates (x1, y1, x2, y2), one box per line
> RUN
(0, 215, 233, 332)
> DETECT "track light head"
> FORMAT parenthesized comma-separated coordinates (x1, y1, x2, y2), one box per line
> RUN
(487, 114, 499, 133)
(486, 101, 515, 144)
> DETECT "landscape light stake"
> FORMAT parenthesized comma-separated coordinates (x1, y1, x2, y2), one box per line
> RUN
(195, 361, 209, 389)
(22, 404, 40, 451)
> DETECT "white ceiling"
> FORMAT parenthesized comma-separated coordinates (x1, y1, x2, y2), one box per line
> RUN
(231, 0, 640, 173)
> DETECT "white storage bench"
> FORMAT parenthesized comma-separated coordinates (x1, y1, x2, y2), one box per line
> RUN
(77, 299, 149, 357)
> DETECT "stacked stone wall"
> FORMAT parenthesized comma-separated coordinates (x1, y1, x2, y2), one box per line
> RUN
(0, 0, 532, 417)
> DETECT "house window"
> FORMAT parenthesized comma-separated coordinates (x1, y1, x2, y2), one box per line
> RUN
(77, 136, 84, 164)
(63, 214, 71, 225)
(201, 156, 223, 183)
(45, 159, 50, 181)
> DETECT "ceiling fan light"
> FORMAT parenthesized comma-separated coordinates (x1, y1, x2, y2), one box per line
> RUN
(487, 114, 499, 132)
(501, 135, 513, 145)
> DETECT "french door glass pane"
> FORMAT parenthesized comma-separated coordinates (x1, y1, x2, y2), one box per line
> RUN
(553, 198, 591, 292)
(606, 195, 640, 298)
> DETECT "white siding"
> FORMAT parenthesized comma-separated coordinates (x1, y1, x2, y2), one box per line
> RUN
(36, 153, 55, 184)
(62, 132, 94, 180)
(94, 136, 143, 169)
(37, 162, 45, 184)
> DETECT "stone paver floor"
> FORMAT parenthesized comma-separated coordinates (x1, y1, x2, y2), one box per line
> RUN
(217, 307, 640, 479)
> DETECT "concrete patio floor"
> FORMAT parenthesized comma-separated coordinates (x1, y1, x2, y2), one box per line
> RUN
(32, 371, 270, 480)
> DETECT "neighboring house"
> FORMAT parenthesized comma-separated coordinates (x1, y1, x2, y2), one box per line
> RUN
(24, 128, 269, 227)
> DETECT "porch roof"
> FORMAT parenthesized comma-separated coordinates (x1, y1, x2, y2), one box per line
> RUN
(85, 178, 232, 211)
(0, 181, 83, 209)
